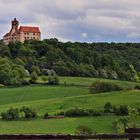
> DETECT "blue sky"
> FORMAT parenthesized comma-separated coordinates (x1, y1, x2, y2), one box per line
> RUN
(1, 0, 140, 42)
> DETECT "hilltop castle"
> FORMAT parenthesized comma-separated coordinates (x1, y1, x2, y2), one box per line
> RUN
(3, 18, 41, 44)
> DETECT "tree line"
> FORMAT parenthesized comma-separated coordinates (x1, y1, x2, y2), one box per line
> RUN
(0, 38, 140, 85)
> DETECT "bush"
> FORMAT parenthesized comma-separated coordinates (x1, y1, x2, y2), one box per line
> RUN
(75, 125, 93, 135)
(48, 74, 59, 85)
(44, 112, 49, 119)
(56, 108, 102, 117)
(89, 81, 123, 94)
(86, 109, 102, 116)
(115, 105, 128, 116)
(114, 117, 128, 134)
(0, 84, 4, 88)
(22, 80, 30, 85)
(134, 84, 140, 90)
(20, 106, 37, 119)
(41, 75, 48, 83)
(104, 102, 113, 113)
(1, 108, 19, 120)
(30, 71, 38, 84)
(65, 108, 89, 117)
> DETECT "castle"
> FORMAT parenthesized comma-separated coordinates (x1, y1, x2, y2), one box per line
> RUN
(3, 18, 41, 44)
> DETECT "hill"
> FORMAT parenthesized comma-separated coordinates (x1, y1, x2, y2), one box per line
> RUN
(1, 39, 140, 82)
(0, 77, 139, 134)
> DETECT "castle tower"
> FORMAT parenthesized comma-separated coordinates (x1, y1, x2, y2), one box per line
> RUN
(11, 18, 19, 31)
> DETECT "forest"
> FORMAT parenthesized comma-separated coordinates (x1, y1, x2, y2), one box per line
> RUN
(0, 38, 140, 85)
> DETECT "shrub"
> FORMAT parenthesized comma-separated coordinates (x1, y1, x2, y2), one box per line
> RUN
(114, 117, 128, 134)
(134, 84, 140, 90)
(55, 111, 65, 116)
(44, 112, 49, 119)
(75, 125, 93, 135)
(30, 71, 38, 84)
(22, 80, 30, 85)
(41, 75, 48, 83)
(104, 102, 113, 113)
(0, 84, 4, 88)
(20, 106, 37, 119)
(1, 108, 19, 120)
(86, 109, 102, 116)
(115, 105, 128, 116)
(65, 108, 89, 117)
(89, 81, 123, 94)
(48, 74, 59, 85)
(56, 108, 102, 117)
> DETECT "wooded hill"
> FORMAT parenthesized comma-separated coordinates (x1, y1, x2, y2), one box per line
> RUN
(0, 39, 140, 81)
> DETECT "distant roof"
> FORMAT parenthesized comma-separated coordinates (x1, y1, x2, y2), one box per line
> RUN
(19, 26, 40, 33)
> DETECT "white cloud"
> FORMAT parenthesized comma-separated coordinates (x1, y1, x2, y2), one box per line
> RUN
(82, 33, 88, 38)
(127, 32, 140, 39)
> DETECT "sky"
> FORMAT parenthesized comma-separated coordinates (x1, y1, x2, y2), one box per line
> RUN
(0, 0, 140, 42)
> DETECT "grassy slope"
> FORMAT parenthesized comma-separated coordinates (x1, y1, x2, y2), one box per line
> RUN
(0, 77, 139, 134)
(0, 116, 118, 134)
(59, 76, 137, 89)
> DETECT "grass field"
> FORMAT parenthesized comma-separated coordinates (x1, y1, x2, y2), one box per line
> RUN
(0, 77, 139, 134)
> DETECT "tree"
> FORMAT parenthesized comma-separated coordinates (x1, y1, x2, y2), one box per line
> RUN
(0, 57, 26, 85)
(48, 73, 59, 85)
(20, 106, 37, 119)
(1, 108, 19, 120)
(30, 71, 38, 84)
(44, 112, 49, 119)
(31, 66, 41, 76)
(41, 75, 47, 83)
(115, 105, 128, 116)
(104, 102, 113, 113)
(127, 106, 139, 128)
(130, 64, 139, 82)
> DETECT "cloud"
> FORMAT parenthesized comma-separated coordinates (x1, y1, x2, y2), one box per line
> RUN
(82, 33, 88, 38)
(0, 0, 140, 42)
(127, 32, 140, 39)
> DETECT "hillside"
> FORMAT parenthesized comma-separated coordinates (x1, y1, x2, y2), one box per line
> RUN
(0, 77, 139, 134)
(1, 39, 140, 83)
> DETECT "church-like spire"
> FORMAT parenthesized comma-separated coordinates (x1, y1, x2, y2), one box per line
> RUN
(11, 18, 19, 30)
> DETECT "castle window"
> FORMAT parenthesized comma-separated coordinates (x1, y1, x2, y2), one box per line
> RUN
(24, 37, 26, 40)
(33, 33, 35, 35)
(27, 33, 29, 35)
(33, 37, 35, 39)
(24, 33, 26, 35)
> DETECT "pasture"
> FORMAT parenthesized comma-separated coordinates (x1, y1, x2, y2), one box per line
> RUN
(0, 77, 139, 134)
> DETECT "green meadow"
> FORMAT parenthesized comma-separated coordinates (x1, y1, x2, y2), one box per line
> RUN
(0, 77, 139, 134)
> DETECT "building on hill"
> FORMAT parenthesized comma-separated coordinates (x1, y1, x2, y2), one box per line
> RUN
(3, 18, 41, 44)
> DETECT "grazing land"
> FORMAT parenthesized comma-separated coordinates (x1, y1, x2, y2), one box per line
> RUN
(0, 77, 139, 134)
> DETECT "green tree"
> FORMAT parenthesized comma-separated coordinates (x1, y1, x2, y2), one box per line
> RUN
(20, 106, 37, 119)
(48, 74, 59, 85)
(104, 102, 113, 113)
(130, 64, 139, 82)
(30, 71, 38, 84)
(41, 75, 47, 83)
(1, 108, 19, 121)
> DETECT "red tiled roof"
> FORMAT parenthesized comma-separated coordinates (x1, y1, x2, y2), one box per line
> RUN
(19, 26, 40, 33)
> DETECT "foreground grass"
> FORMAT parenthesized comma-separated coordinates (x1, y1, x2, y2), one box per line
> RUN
(0, 116, 118, 134)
